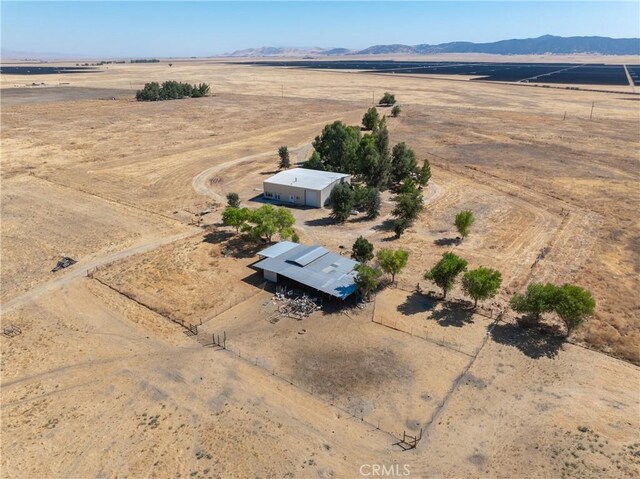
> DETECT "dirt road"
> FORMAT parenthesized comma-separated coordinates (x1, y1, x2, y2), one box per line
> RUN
(191, 142, 312, 202)
(2, 229, 199, 313)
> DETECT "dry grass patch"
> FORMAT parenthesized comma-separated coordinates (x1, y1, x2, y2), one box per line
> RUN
(93, 232, 261, 325)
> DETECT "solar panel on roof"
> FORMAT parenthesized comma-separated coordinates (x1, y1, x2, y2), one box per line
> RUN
(257, 241, 300, 258)
(288, 246, 329, 266)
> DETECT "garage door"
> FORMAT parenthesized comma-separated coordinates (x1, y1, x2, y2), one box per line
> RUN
(304, 189, 319, 207)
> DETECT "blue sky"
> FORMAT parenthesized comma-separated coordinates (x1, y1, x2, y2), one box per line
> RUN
(2, 1, 639, 57)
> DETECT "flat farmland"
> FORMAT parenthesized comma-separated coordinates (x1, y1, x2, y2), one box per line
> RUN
(1, 60, 638, 478)
(0, 174, 189, 304)
(235, 60, 640, 88)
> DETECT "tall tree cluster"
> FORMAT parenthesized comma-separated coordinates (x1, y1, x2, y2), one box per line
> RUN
(305, 117, 426, 193)
(392, 179, 424, 237)
(136, 81, 210, 101)
(304, 107, 430, 230)
(329, 183, 381, 222)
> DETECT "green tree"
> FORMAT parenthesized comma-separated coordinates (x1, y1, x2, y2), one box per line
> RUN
(417, 159, 431, 187)
(351, 184, 381, 219)
(377, 248, 409, 284)
(362, 107, 380, 131)
(354, 263, 382, 300)
(351, 236, 374, 263)
(370, 118, 392, 190)
(291, 232, 300, 243)
(329, 183, 355, 223)
(195, 82, 210, 96)
(375, 117, 390, 157)
(455, 210, 475, 240)
(394, 218, 409, 238)
(461, 267, 502, 308)
(278, 145, 291, 170)
(226, 192, 240, 208)
(391, 104, 401, 117)
(379, 92, 396, 106)
(364, 187, 381, 219)
(304, 150, 326, 171)
(554, 284, 595, 336)
(424, 252, 468, 299)
(509, 283, 558, 323)
(136, 81, 210, 101)
(353, 184, 370, 210)
(244, 205, 295, 242)
(357, 135, 381, 186)
(222, 207, 249, 234)
(392, 179, 424, 237)
(136, 82, 161, 101)
(312, 121, 361, 173)
(391, 142, 417, 184)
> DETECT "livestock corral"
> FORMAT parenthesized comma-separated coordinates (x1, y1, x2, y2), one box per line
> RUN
(1, 59, 639, 478)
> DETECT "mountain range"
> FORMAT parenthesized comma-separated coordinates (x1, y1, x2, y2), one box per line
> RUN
(225, 35, 640, 57)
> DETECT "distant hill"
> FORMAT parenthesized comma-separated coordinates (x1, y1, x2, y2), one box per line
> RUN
(363, 35, 640, 56)
(225, 46, 352, 57)
(225, 35, 640, 58)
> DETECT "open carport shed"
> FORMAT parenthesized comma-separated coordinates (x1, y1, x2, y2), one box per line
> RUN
(254, 242, 359, 299)
(263, 168, 351, 207)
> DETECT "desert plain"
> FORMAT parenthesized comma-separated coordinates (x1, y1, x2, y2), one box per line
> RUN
(1, 58, 639, 478)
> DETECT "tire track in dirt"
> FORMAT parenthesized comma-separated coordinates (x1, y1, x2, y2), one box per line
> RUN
(1, 229, 200, 313)
(192, 142, 313, 203)
(426, 155, 600, 292)
(0, 345, 203, 391)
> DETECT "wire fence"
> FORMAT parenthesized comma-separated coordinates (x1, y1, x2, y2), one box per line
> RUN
(371, 287, 505, 357)
(207, 331, 422, 447)
(89, 269, 199, 336)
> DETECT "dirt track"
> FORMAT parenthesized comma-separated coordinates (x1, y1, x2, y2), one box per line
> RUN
(2, 229, 199, 313)
(191, 142, 311, 201)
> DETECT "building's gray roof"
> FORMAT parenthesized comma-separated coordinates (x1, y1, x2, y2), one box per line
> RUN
(254, 243, 358, 299)
(257, 241, 299, 258)
(263, 168, 350, 191)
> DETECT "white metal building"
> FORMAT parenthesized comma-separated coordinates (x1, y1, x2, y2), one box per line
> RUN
(254, 242, 359, 299)
(263, 168, 351, 207)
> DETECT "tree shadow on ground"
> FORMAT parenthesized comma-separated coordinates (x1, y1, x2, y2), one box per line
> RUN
(223, 236, 264, 259)
(204, 231, 264, 259)
(434, 237, 461, 247)
(381, 235, 399, 242)
(349, 215, 375, 224)
(397, 291, 437, 316)
(430, 303, 475, 327)
(372, 218, 395, 232)
(490, 322, 564, 359)
(202, 230, 234, 245)
(305, 216, 337, 227)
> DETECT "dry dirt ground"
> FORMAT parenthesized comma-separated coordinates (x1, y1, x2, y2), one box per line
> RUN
(1, 60, 639, 478)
